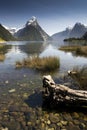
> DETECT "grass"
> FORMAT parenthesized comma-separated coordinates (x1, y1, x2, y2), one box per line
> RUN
(0, 45, 11, 54)
(0, 38, 5, 43)
(16, 56, 60, 72)
(69, 66, 87, 90)
(0, 54, 5, 61)
(59, 45, 87, 56)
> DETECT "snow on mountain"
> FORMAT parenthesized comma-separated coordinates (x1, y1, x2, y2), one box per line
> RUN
(15, 16, 52, 41)
(52, 22, 87, 41)
(3, 25, 16, 35)
(26, 16, 37, 26)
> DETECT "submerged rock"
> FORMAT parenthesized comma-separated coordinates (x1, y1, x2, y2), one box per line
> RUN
(8, 89, 16, 93)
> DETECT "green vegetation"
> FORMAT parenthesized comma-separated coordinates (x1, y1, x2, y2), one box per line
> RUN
(0, 38, 6, 43)
(0, 44, 11, 54)
(64, 38, 82, 42)
(0, 24, 15, 41)
(59, 45, 87, 56)
(16, 56, 60, 72)
(64, 38, 87, 45)
(69, 66, 87, 90)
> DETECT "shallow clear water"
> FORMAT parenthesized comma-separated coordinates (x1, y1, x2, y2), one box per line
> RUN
(0, 41, 87, 130)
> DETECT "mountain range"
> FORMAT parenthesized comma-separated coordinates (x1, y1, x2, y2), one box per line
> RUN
(52, 23, 87, 41)
(1, 17, 87, 42)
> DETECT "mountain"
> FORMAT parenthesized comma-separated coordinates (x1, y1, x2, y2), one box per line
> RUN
(3, 25, 16, 35)
(82, 32, 87, 40)
(52, 22, 87, 41)
(69, 23, 87, 38)
(0, 24, 15, 41)
(15, 16, 52, 41)
(8, 28, 16, 35)
(52, 28, 71, 41)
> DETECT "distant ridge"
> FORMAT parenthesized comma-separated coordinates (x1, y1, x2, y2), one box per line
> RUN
(52, 22, 87, 41)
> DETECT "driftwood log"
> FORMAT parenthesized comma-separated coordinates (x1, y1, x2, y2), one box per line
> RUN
(42, 75, 87, 107)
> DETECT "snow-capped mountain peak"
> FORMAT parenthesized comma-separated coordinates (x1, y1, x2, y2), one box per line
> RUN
(26, 16, 37, 26)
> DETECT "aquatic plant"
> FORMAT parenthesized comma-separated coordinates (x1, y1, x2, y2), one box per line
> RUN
(16, 56, 60, 72)
(69, 66, 87, 90)
(59, 45, 87, 56)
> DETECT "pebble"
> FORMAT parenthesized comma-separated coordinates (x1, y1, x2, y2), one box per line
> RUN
(83, 116, 87, 121)
(27, 122, 32, 126)
(23, 75, 26, 77)
(23, 93, 29, 98)
(47, 120, 51, 125)
(63, 113, 72, 121)
(5, 81, 9, 84)
(73, 119, 80, 125)
(1, 128, 8, 130)
(8, 89, 16, 93)
(73, 112, 79, 118)
(61, 121, 68, 126)
(57, 122, 63, 127)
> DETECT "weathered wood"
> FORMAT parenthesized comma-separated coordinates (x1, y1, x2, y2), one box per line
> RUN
(42, 75, 87, 106)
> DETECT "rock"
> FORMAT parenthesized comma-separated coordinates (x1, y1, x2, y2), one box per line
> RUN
(83, 116, 87, 121)
(57, 122, 63, 127)
(23, 93, 29, 98)
(1, 128, 8, 130)
(61, 129, 67, 130)
(61, 121, 68, 126)
(79, 123, 86, 129)
(41, 123, 45, 128)
(27, 122, 32, 126)
(8, 89, 16, 93)
(48, 128, 55, 130)
(47, 120, 51, 125)
(67, 122, 80, 130)
(49, 113, 59, 123)
(5, 81, 9, 84)
(24, 75, 26, 77)
(72, 112, 79, 119)
(73, 120, 80, 125)
(63, 113, 72, 121)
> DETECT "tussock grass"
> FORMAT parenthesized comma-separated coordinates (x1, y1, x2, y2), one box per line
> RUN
(69, 66, 87, 90)
(59, 45, 87, 56)
(16, 56, 60, 72)
(0, 54, 5, 61)
(0, 38, 5, 43)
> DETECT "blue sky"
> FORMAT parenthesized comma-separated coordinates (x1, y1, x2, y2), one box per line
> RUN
(0, 0, 87, 35)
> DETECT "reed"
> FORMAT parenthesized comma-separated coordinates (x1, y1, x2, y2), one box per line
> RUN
(59, 45, 87, 56)
(69, 66, 87, 90)
(16, 56, 60, 72)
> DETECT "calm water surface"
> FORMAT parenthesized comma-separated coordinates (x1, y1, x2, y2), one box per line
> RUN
(0, 41, 87, 130)
(1, 41, 87, 74)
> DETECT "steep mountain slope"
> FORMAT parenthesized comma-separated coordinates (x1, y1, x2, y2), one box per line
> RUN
(52, 28, 71, 41)
(0, 24, 15, 41)
(52, 23, 87, 41)
(15, 16, 51, 41)
(69, 23, 87, 38)
(82, 32, 87, 40)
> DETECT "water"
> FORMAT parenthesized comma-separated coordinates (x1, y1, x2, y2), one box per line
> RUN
(0, 41, 87, 129)
(0, 41, 87, 74)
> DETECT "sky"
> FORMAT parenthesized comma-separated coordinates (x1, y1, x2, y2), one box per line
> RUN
(0, 0, 87, 35)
